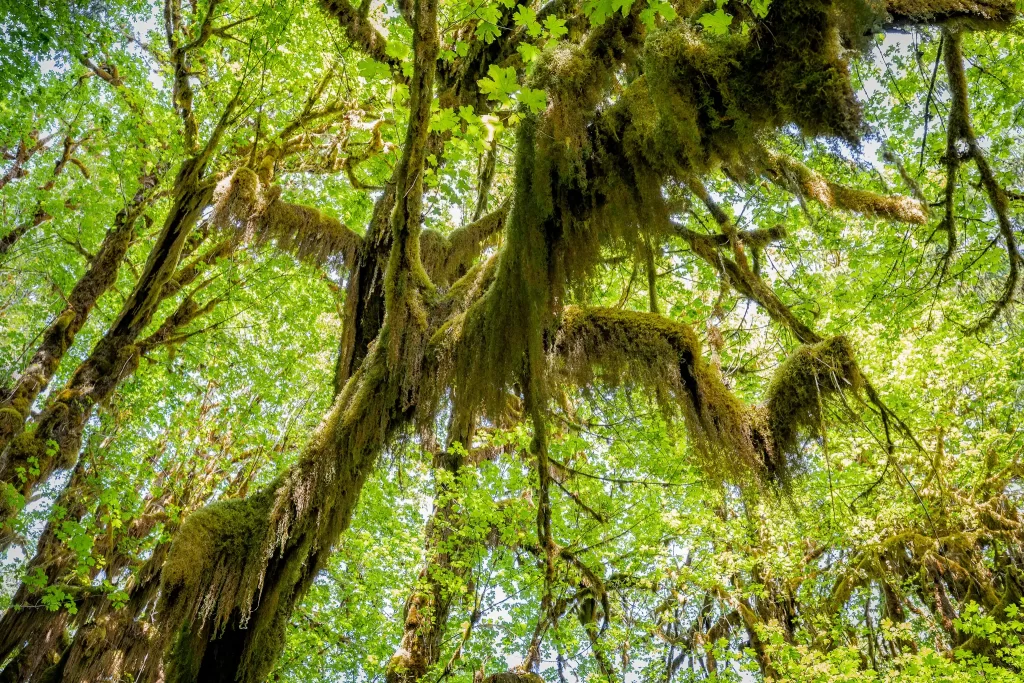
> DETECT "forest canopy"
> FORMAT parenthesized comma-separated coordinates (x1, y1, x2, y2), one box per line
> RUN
(0, 0, 1023, 681)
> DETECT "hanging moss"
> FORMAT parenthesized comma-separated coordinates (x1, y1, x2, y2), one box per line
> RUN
(210, 167, 362, 268)
(159, 489, 276, 640)
(551, 306, 767, 485)
(764, 335, 864, 476)
(256, 187, 362, 268)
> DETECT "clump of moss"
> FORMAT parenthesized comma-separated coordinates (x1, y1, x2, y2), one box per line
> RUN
(551, 306, 768, 485)
(209, 167, 362, 268)
(159, 489, 275, 638)
(210, 167, 261, 233)
(764, 335, 864, 477)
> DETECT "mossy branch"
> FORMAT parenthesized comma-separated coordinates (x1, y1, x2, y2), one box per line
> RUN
(759, 149, 929, 224)
(884, 0, 1017, 27)
(210, 167, 363, 268)
(942, 27, 1021, 332)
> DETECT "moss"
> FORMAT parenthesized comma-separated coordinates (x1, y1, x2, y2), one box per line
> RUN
(159, 489, 275, 637)
(210, 168, 261, 232)
(551, 306, 767, 485)
(210, 167, 361, 268)
(764, 335, 864, 478)
(256, 189, 361, 268)
(760, 150, 928, 224)
(0, 407, 25, 436)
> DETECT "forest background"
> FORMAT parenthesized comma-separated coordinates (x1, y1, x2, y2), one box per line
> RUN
(0, 0, 1023, 681)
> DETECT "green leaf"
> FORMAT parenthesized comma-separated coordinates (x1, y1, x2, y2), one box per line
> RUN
(430, 107, 459, 132)
(517, 42, 541, 63)
(477, 65, 520, 105)
(582, 0, 614, 25)
(517, 87, 547, 113)
(640, 0, 677, 27)
(514, 6, 542, 37)
(357, 59, 389, 80)
(698, 9, 733, 34)
(475, 5, 502, 43)
(542, 15, 568, 39)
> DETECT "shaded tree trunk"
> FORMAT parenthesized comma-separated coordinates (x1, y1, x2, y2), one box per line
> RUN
(386, 415, 474, 683)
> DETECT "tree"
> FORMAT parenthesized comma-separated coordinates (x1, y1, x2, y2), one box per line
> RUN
(0, 0, 1022, 681)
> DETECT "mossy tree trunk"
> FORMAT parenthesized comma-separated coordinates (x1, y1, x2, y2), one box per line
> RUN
(157, 1, 441, 680)
(0, 208, 52, 257)
(385, 416, 474, 683)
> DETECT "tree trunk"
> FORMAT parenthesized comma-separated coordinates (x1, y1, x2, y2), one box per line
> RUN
(386, 416, 474, 683)
(157, 0, 440, 678)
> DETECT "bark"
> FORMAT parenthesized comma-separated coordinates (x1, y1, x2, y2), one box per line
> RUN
(0, 175, 160, 460)
(0, 133, 49, 191)
(0, 162, 212, 543)
(0, 207, 51, 257)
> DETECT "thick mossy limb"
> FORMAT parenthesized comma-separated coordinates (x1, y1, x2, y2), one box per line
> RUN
(159, 489, 275, 639)
(210, 167, 362, 268)
(419, 205, 508, 287)
(885, 0, 1017, 26)
(256, 187, 362, 268)
(210, 168, 262, 231)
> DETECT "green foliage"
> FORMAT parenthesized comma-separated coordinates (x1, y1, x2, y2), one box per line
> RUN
(1, 1, 1023, 682)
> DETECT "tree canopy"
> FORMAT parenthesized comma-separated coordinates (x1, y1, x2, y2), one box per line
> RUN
(0, 0, 1023, 681)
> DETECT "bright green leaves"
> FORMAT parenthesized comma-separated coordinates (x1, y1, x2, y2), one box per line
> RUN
(513, 5, 542, 37)
(518, 42, 542, 63)
(477, 64, 547, 113)
(639, 0, 677, 28)
(475, 3, 503, 43)
(749, 0, 771, 18)
(478, 65, 520, 104)
(698, 8, 733, 35)
(430, 106, 461, 133)
(543, 14, 568, 39)
(357, 58, 389, 81)
(583, 0, 634, 26)
(697, 0, 772, 35)
(518, 87, 547, 113)
(583, 0, 677, 27)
